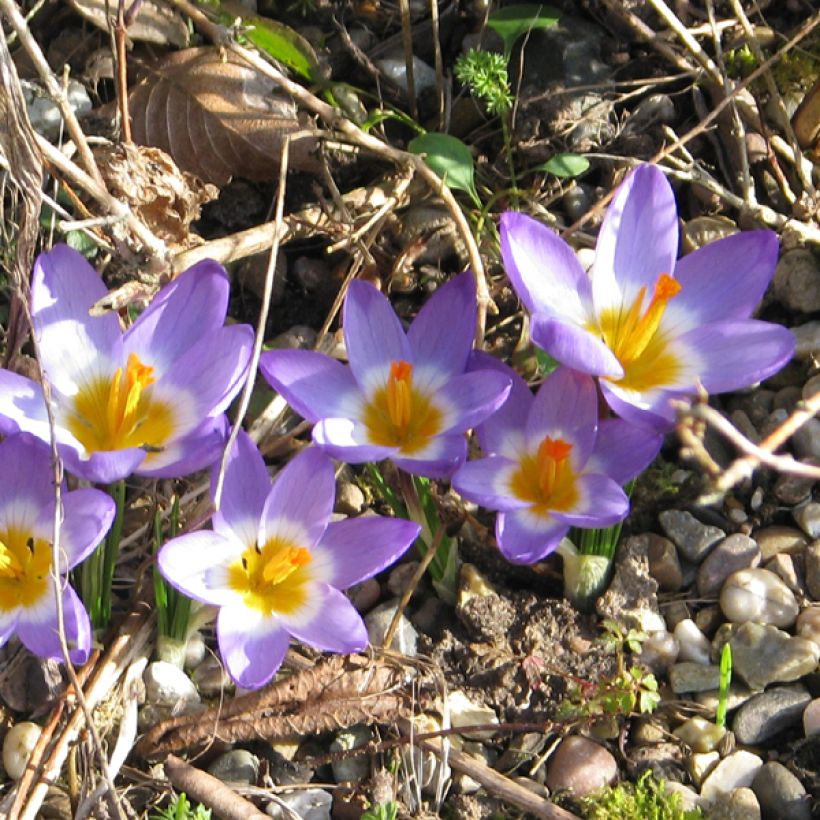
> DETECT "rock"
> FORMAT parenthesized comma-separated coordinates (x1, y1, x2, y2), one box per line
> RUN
(673, 716, 726, 753)
(184, 632, 207, 671)
(330, 724, 372, 783)
(349, 578, 380, 613)
(708, 787, 761, 820)
(751, 762, 811, 820)
(3, 722, 41, 780)
(803, 698, 820, 736)
(730, 622, 820, 690)
(22, 79, 92, 140)
(563, 184, 593, 223)
(669, 662, 721, 694)
(720, 568, 799, 628)
(792, 321, 820, 359)
(696, 683, 755, 717)
(544, 736, 617, 797)
(659, 510, 725, 563)
(664, 781, 703, 814)
(698, 535, 761, 598)
(793, 419, 820, 461)
(796, 607, 820, 647)
(773, 249, 820, 313)
(448, 690, 498, 740)
(700, 751, 764, 803)
(267, 789, 332, 820)
(334, 481, 365, 515)
(143, 661, 200, 708)
(376, 56, 437, 94)
(41, 786, 72, 819)
(365, 600, 418, 655)
(637, 630, 679, 674)
(766, 553, 803, 593)
(191, 656, 233, 697)
(207, 749, 259, 784)
(695, 604, 724, 637)
(674, 619, 712, 665)
(774, 473, 815, 505)
(794, 502, 820, 540)
(664, 600, 691, 631)
(387, 561, 420, 597)
(732, 685, 811, 745)
(646, 534, 683, 591)
(754, 527, 807, 561)
(805, 541, 820, 600)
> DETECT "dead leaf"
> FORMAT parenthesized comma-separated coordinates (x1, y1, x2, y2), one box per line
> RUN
(67, 0, 189, 47)
(792, 76, 820, 155)
(129, 48, 315, 185)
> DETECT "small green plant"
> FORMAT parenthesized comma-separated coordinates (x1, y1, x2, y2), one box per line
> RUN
(151, 793, 212, 820)
(580, 770, 704, 819)
(715, 642, 732, 729)
(362, 801, 400, 820)
(455, 50, 512, 117)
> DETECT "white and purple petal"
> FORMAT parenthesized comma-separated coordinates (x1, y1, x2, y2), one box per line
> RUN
(312, 418, 396, 463)
(392, 433, 468, 479)
(530, 314, 623, 379)
(496, 510, 568, 564)
(60, 444, 147, 485)
(217, 605, 290, 689)
(599, 380, 679, 432)
(551, 473, 629, 528)
(0, 435, 57, 533)
(452, 456, 530, 511)
(0, 371, 57, 445)
(137, 415, 228, 479)
(586, 419, 664, 485)
(44, 487, 115, 571)
(435, 370, 511, 434)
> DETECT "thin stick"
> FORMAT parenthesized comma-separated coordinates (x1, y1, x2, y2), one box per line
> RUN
(398, 0, 418, 121)
(114, 0, 132, 143)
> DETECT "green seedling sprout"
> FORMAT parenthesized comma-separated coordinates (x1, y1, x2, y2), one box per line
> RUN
(715, 642, 732, 729)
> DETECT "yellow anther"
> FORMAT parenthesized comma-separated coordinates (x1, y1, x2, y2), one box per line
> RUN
(386, 360, 413, 436)
(536, 437, 573, 498)
(262, 546, 312, 585)
(614, 273, 681, 365)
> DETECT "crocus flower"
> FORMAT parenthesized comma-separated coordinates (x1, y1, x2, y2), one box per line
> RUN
(158, 432, 420, 689)
(453, 357, 662, 564)
(0, 245, 253, 483)
(0, 434, 114, 664)
(259, 272, 511, 479)
(501, 164, 795, 429)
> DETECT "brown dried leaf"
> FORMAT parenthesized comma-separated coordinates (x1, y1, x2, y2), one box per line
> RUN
(129, 48, 314, 185)
(67, 0, 189, 47)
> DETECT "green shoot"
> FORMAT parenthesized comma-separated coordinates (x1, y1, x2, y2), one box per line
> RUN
(715, 643, 732, 729)
(153, 496, 192, 645)
(362, 801, 399, 820)
(455, 49, 512, 116)
(150, 793, 212, 820)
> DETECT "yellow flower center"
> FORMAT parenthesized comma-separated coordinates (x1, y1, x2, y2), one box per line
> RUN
(0, 529, 51, 611)
(509, 436, 578, 517)
(227, 537, 312, 616)
(362, 360, 443, 454)
(597, 273, 683, 392)
(64, 353, 175, 454)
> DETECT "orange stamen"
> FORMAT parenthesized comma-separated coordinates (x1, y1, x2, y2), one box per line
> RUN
(536, 437, 573, 497)
(386, 360, 413, 436)
(616, 273, 681, 365)
(262, 546, 312, 585)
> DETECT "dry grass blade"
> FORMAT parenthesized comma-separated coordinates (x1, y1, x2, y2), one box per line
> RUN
(129, 48, 314, 185)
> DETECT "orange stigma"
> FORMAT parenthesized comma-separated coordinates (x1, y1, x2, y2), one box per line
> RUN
(386, 360, 414, 437)
(535, 437, 573, 498)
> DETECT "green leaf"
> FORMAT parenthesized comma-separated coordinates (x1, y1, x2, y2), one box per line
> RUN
(408, 132, 479, 203)
(240, 16, 322, 81)
(540, 152, 590, 178)
(487, 4, 560, 57)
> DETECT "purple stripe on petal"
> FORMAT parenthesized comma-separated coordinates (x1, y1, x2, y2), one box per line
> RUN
(452, 456, 528, 511)
(17, 582, 91, 665)
(587, 419, 663, 485)
(437, 370, 511, 434)
(137, 415, 228, 479)
(531, 315, 623, 379)
(496, 510, 567, 564)
(344, 280, 412, 394)
(551, 473, 628, 528)
(217, 606, 290, 689)
(392, 433, 468, 479)
(51, 488, 115, 570)
(312, 517, 420, 589)
(281, 583, 368, 653)
(313, 418, 396, 463)
(259, 349, 361, 423)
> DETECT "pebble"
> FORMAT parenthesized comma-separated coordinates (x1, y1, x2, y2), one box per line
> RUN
(663, 600, 691, 631)
(774, 473, 815, 505)
(796, 607, 820, 646)
(732, 685, 811, 745)
(376, 56, 438, 94)
(696, 683, 755, 716)
(448, 690, 498, 740)
(143, 661, 200, 708)
(793, 502, 820, 539)
(773, 248, 820, 313)
(751, 761, 811, 820)
(646, 534, 683, 590)
(792, 419, 820, 461)
(183, 632, 207, 671)
(803, 373, 820, 400)
(659, 510, 725, 563)
(334, 481, 365, 515)
(544, 736, 618, 797)
(720, 568, 799, 628)
(729, 622, 820, 690)
(792, 321, 820, 359)
(364, 600, 418, 655)
(349, 578, 380, 613)
(700, 751, 763, 803)
(207, 749, 260, 784)
(673, 716, 726, 753)
(3, 722, 41, 780)
(22, 79, 92, 140)
(387, 561, 420, 597)
(698, 535, 761, 598)
(695, 604, 724, 637)
(803, 698, 820, 736)
(754, 527, 807, 561)
(674, 619, 712, 665)
(669, 662, 722, 694)
(330, 724, 372, 783)
(765, 553, 803, 594)
(689, 751, 720, 786)
(708, 787, 761, 820)
(191, 655, 233, 697)
(664, 781, 703, 813)
(267, 789, 332, 820)
(805, 542, 820, 600)
(637, 630, 679, 674)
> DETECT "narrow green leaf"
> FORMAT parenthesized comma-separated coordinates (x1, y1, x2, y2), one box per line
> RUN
(241, 17, 322, 81)
(408, 132, 479, 202)
(487, 4, 560, 56)
(541, 152, 590, 178)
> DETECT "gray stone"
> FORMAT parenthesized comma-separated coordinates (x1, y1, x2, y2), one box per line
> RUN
(793, 418, 820, 461)
(755, 527, 808, 561)
(796, 607, 820, 647)
(701, 752, 764, 804)
(637, 630, 679, 674)
(365, 600, 418, 655)
(698, 535, 761, 598)
(659, 510, 725, 563)
(803, 698, 820, 736)
(330, 724, 372, 783)
(751, 762, 811, 820)
(191, 656, 233, 697)
(730, 622, 820, 690)
(805, 541, 820, 600)
(664, 781, 702, 814)
(774, 249, 820, 313)
(646, 534, 683, 591)
(732, 685, 811, 745)
(143, 661, 200, 708)
(545, 736, 617, 797)
(334, 481, 365, 515)
(794, 502, 820, 540)
(774, 472, 815, 505)
(267, 788, 332, 820)
(673, 619, 711, 665)
(720, 568, 799, 628)
(792, 321, 820, 359)
(696, 683, 755, 717)
(669, 662, 721, 694)
(208, 749, 259, 784)
(765, 553, 803, 594)
(708, 787, 761, 820)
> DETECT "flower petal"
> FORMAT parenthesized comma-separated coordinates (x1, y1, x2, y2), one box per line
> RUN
(531, 315, 623, 379)
(551, 473, 629, 528)
(60, 444, 147, 484)
(158, 531, 244, 607)
(392, 433, 468, 479)
(311, 517, 420, 589)
(599, 380, 679, 431)
(0, 371, 54, 443)
(123, 260, 230, 377)
(343, 280, 412, 394)
(0, 434, 56, 533)
(681, 319, 795, 394)
(136, 415, 228, 479)
(258, 349, 361, 422)
(496, 510, 567, 564)
(32, 245, 122, 395)
(55, 488, 115, 570)
(260, 448, 334, 551)
(586, 419, 663, 485)
(313, 418, 396, 463)
(17, 582, 91, 665)
(452, 456, 529, 511)
(217, 605, 290, 689)
(500, 211, 592, 324)
(592, 165, 678, 314)
(280, 583, 368, 653)
(407, 271, 475, 390)
(436, 370, 511, 433)
(0, 611, 19, 648)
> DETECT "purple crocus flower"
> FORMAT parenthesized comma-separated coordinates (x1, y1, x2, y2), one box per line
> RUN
(0, 245, 253, 483)
(501, 164, 795, 429)
(453, 357, 662, 564)
(0, 434, 114, 664)
(158, 432, 420, 689)
(259, 272, 511, 479)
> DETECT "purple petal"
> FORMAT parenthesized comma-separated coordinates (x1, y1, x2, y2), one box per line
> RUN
(60, 444, 146, 484)
(586, 419, 663, 484)
(158, 531, 244, 607)
(0, 434, 56, 532)
(0, 371, 53, 443)
(217, 605, 290, 689)
(136, 415, 228, 479)
(260, 448, 335, 551)
(343, 280, 412, 394)
(311, 517, 420, 589)
(259, 349, 361, 423)
(123, 260, 230, 377)
(531, 315, 623, 379)
(392, 433, 468, 479)
(313, 418, 396, 463)
(592, 165, 678, 315)
(681, 319, 795, 394)
(54, 488, 115, 570)
(212, 430, 270, 548)
(437, 370, 511, 433)
(500, 212, 592, 323)
(599, 380, 678, 432)
(280, 583, 368, 653)
(17, 582, 91, 665)
(496, 510, 568, 564)
(407, 272, 475, 389)
(664, 231, 779, 334)
(452, 456, 529, 511)
(0, 611, 19, 648)
(526, 368, 598, 464)
(551, 473, 629, 528)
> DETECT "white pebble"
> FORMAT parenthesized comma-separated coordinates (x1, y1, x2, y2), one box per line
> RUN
(720, 568, 799, 628)
(3, 722, 41, 780)
(674, 619, 712, 665)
